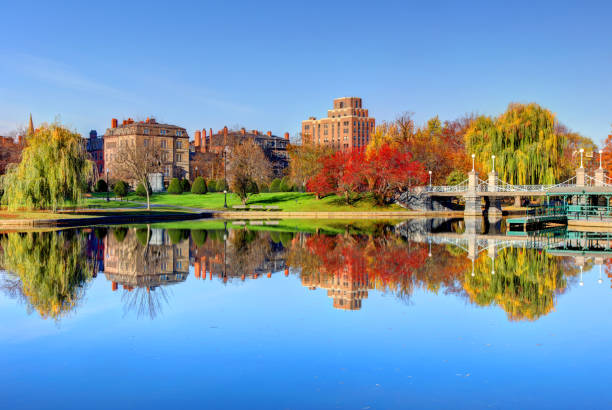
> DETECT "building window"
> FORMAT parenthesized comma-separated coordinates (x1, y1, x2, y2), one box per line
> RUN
(305, 125, 310, 130)
(144, 128, 149, 135)
(144, 139, 149, 147)
(176, 141, 182, 149)
(161, 139, 167, 148)
(176, 130, 182, 136)
(176, 153, 182, 162)
(160, 129, 167, 135)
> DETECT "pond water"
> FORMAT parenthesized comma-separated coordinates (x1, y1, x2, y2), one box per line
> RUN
(0, 219, 610, 409)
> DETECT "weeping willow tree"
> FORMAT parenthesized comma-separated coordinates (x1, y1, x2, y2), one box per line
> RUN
(463, 247, 572, 321)
(0, 230, 94, 320)
(465, 103, 567, 185)
(0, 123, 92, 211)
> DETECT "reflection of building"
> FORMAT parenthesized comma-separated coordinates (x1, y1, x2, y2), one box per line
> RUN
(301, 97, 375, 150)
(301, 262, 372, 310)
(104, 117, 189, 186)
(191, 126, 290, 177)
(190, 230, 288, 281)
(84, 130, 104, 176)
(103, 228, 189, 290)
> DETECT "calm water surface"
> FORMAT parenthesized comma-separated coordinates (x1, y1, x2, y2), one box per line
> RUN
(0, 219, 610, 409)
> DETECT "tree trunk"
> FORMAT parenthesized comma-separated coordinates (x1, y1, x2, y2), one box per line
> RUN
(145, 178, 151, 210)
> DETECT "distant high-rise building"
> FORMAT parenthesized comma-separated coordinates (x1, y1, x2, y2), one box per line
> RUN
(301, 97, 375, 150)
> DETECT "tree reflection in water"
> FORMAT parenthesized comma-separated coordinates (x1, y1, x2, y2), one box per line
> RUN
(0, 230, 94, 320)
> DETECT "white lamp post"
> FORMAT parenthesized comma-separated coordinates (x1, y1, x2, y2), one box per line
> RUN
(471, 154, 475, 172)
(599, 149, 603, 169)
(580, 148, 584, 168)
(579, 265, 584, 286)
(428, 170, 432, 187)
(491, 155, 496, 173)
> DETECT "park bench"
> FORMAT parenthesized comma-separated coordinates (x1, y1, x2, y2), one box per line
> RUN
(232, 205, 248, 210)
(249, 205, 264, 210)
(265, 205, 280, 211)
(264, 220, 280, 225)
(250, 220, 263, 225)
(232, 221, 246, 225)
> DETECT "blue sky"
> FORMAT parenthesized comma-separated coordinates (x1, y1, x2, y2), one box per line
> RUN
(1, 0, 610, 144)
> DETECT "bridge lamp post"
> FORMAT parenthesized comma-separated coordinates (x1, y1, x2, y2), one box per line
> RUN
(471, 154, 475, 172)
(428, 170, 432, 187)
(579, 148, 584, 168)
(579, 265, 584, 286)
(491, 155, 496, 173)
(599, 149, 603, 169)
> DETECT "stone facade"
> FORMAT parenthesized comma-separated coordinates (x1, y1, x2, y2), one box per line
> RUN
(84, 130, 104, 177)
(301, 97, 375, 150)
(104, 117, 189, 186)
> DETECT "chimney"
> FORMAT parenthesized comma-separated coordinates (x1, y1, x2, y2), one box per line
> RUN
(267, 131, 272, 137)
(194, 130, 201, 147)
(111, 118, 118, 128)
(202, 129, 207, 153)
(241, 128, 246, 135)
(145, 117, 150, 123)
(223, 126, 228, 146)
(284, 132, 289, 140)
(122, 120, 127, 126)
(208, 128, 213, 152)
(252, 130, 259, 135)
(18, 135, 23, 145)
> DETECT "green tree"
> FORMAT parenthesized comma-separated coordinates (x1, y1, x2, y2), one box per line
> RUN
(465, 103, 568, 185)
(113, 180, 128, 199)
(446, 170, 467, 185)
(191, 177, 207, 194)
(207, 179, 217, 192)
(0, 123, 92, 211)
(191, 229, 207, 246)
(95, 179, 108, 193)
(279, 176, 292, 192)
(168, 178, 182, 194)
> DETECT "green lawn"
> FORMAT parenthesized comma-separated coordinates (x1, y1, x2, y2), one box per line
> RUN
(87, 192, 406, 212)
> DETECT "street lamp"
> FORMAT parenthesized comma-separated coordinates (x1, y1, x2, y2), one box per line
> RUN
(106, 169, 109, 202)
(599, 149, 603, 169)
(579, 265, 584, 286)
(579, 148, 584, 168)
(471, 153, 475, 172)
(224, 190, 228, 208)
(428, 170, 432, 187)
(491, 155, 496, 173)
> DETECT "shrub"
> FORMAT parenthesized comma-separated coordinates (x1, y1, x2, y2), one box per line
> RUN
(269, 178, 281, 192)
(180, 178, 191, 193)
(167, 178, 182, 194)
(207, 180, 217, 192)
(279, 176, 292, 192)
(191, 177, 207, 194)
(259, 182, 269, 193)
(135, 182, 150, 197)
(95, 179, 108, 193)
(113, 180, 128, 199)
(112, 227, 128, 242)
(191, 229, 207, 247)
(168, 229, 189, 244)
(135, 228, 149, 245)
(216, 179, 228, 192)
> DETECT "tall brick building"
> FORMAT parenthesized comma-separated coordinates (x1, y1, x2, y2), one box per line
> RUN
(301, 97, 375, 150)
(104, 117, 189, 186)
(0, 135, 24, 175)
(84, 130, 104, 177)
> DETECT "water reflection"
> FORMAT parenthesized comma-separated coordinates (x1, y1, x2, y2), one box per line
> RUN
(0, 230, 95, 320)
(0, 220, 608, 321)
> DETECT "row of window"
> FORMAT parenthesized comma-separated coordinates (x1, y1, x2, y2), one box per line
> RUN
(144, 129, 184, 137)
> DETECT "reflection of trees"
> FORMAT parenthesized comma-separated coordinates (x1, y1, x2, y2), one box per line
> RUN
(0, 230, 94, 320)
(463, 247, 581, 321)
(121, 286, 170, 319)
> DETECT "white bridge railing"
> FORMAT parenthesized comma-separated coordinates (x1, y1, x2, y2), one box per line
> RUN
(418, 175, 584, 194)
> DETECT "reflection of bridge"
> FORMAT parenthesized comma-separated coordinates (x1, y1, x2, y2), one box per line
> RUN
(414, 166, 612, 218)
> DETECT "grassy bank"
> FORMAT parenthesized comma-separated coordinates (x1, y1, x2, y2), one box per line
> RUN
(87, 192, 405, 212)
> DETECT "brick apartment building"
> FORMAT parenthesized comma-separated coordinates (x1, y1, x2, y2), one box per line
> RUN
(301, 97, 375, 150)
(104, 117, 189, 187)
(190, 126, 290, 178)
(84, 130, 104, 177)
(0, 135, 24, 175)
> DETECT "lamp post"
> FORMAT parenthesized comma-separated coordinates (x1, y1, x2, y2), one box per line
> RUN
(579, 265, 584, 286)
(471, 154, 475, 172)
(599, 149, 603, 169)
(580, 148, 584, 168)
(428, 170, 432, 187)
(491, 155, 496, 173)
(223, 146, 228, 208)
(106, 169, 109, 202)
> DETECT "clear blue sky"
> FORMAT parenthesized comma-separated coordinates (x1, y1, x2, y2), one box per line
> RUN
(1, 0, 610, 144)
